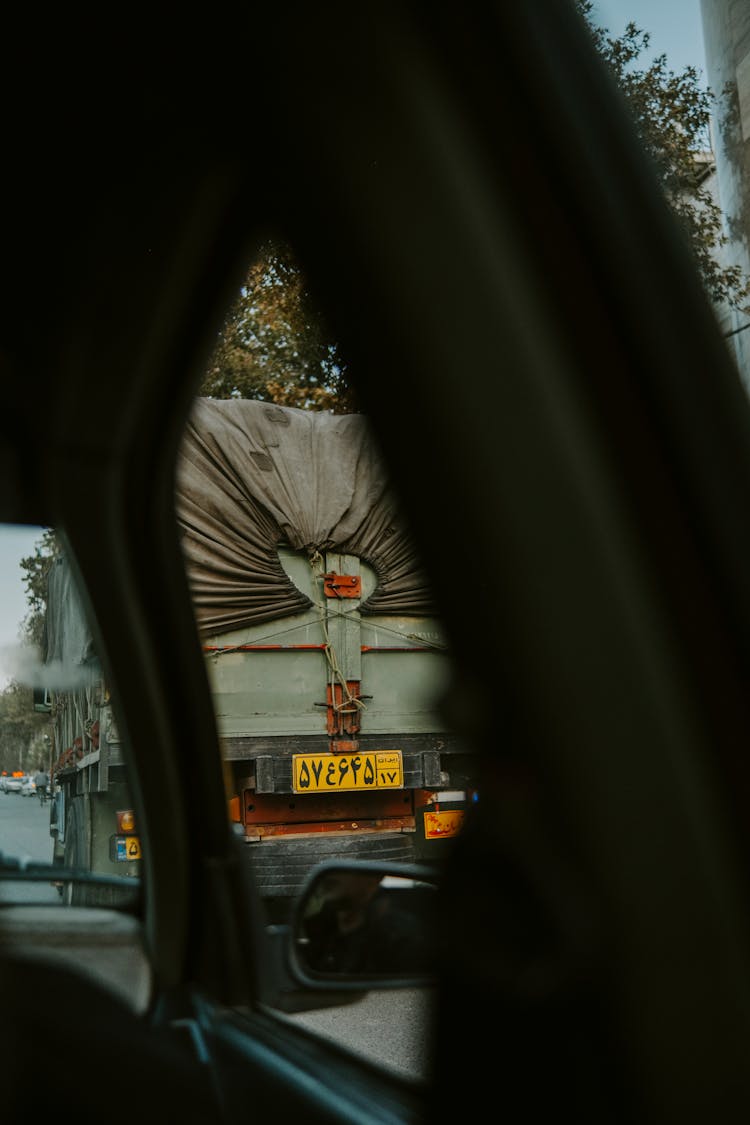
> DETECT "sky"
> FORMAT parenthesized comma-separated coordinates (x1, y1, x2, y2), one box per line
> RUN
(589, 0, 707, 76)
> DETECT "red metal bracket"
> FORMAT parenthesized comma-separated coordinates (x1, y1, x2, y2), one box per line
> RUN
(329, 739, 360, 754)
(322, 572, 361, 598)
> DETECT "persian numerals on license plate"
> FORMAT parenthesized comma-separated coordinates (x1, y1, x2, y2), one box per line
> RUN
(292, 750, 403, 793)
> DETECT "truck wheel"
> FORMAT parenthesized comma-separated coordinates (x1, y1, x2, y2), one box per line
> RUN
(247, 831, 417, 911)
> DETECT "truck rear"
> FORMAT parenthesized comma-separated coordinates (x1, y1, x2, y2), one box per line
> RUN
(178, 399, 477, 908)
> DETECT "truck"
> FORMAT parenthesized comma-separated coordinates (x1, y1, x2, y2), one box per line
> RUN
(41, 399, 478, 910)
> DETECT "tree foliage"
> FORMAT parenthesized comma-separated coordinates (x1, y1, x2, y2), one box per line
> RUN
(0, 528, 57, 774)
(578, 0, 749, 312)
(202, 11, 748, 415)
(19, 527, 58, 648)
(201, 241, 356, 412)
(0, 681, 48, 774)
(0, 526, 56, 774)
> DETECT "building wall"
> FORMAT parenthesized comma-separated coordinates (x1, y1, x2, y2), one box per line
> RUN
(701, 0, 750, 388)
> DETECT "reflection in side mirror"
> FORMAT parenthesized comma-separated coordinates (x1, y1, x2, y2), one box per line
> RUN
(288, 860, 439, 989)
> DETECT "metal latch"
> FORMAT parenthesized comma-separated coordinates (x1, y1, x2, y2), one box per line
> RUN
(325, 682, 362, 737)
(322, 572, 361, 598)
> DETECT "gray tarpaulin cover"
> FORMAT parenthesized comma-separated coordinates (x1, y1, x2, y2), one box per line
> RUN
(44, 554, 99, 670)
(176, 399, 434, 635)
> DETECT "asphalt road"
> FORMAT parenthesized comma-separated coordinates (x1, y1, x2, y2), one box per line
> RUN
(0, 789, 433, 1080)
(0, 788, 58, 903)
(291, 986, 436, 1081)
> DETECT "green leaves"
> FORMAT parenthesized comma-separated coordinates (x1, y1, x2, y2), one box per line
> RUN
(203, 5, 750, 415)
(577, 0, 749, 312)
(19, 528, 58, 648)
(201, 240, 356, 412)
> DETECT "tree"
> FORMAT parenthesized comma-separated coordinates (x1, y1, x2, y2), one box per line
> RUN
(203, 8, 749, 413)
(578, 0, 749, 312)
(201, 240, 357, 413)
(0, 528, 57, 774)
(0, 681, 49, 775)
(19, 527, 59, 648)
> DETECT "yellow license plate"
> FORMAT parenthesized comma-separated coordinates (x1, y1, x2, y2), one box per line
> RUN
(292, 750, 403, 793)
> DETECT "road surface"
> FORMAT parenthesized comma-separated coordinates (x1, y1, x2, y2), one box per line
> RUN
(0, 787, 58, 903)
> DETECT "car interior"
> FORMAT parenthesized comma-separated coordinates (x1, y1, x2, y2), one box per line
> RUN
(2, 2, 750, 1122)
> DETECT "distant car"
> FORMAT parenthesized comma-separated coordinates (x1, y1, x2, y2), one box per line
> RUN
(20, 778, 36, 798)
(2, 776, 25, 794)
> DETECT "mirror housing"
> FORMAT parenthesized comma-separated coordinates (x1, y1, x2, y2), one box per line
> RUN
(286, 859, 439, 991)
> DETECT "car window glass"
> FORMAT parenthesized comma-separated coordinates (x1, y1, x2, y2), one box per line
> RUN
(175, 240, 479, 1075)
(0, 523, 141, 914)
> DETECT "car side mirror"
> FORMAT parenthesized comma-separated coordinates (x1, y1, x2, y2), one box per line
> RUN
(287, 860, 439, 990)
